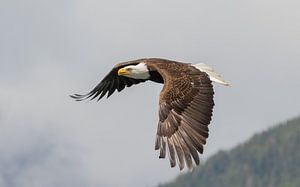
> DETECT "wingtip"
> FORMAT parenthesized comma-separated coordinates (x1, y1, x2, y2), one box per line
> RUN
(69, 94, 79, 100)
(69, 94, 87, 101)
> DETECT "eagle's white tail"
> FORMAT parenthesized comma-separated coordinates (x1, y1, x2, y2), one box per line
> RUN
(192, 63, 231, 86)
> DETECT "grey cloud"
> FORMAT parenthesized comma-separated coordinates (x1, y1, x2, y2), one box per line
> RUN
(0, 125, 92, 187)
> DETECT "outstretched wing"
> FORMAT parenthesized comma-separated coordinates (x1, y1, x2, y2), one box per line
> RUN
(71, 60, 147, 101)
(153, 64, 214, 171)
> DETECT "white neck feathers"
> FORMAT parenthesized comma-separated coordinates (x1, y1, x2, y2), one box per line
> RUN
(124, 63, 151, 80)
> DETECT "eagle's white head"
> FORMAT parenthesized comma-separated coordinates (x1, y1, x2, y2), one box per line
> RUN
(118, 63, 151, 79)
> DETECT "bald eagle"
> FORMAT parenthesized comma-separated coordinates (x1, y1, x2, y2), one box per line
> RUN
(71, 58, 230, 171)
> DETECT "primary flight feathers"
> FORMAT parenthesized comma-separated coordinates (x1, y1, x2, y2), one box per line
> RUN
(71, 58, 230, 171)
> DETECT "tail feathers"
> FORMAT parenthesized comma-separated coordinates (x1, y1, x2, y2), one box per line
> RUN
(192, 63, 231, 86)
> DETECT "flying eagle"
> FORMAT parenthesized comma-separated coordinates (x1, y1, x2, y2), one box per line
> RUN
(71, 58, 229, 171)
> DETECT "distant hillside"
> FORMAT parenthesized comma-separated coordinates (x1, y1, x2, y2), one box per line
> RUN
(159, 116, 300, 187)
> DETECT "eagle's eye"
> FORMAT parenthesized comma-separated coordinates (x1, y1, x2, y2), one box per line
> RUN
(126, 67, 133, 71)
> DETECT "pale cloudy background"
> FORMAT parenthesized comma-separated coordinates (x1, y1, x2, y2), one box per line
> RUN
(1, 0, 300, 187)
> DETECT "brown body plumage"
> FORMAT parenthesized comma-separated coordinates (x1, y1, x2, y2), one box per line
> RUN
(71, 58, 229, 171)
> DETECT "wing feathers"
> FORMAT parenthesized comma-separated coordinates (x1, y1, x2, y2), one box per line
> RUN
(70, 64, 147, 101)
(107, 77, 116, 98)
(178, 128, 200, 166)
(176, 131, 193, 170)
(172, 134, 185, 170)
(181, 123, 205, 152)
(159, 137, 167, 158)
(167, 138, 176, 167)
(155, 64, 214, 171)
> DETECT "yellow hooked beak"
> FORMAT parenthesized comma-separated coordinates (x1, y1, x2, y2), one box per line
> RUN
(118, 68, 129, 76)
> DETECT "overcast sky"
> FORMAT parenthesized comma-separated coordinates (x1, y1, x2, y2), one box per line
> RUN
(1, 0, 300, 187)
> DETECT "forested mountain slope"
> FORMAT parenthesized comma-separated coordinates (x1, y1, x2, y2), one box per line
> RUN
(159, 116, 300, 187)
